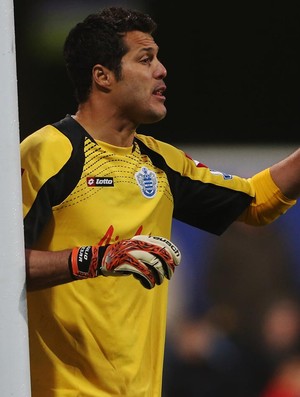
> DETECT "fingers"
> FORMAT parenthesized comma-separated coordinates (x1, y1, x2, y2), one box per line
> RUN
(101, 244, 157, 288)
(111, 249, 167, 289)
(100, 236, 182, 289)
(131, 235, 181, 279)
(131, 235, 181, 265)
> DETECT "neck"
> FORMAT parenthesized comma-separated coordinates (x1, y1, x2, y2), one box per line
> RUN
(73, 104, 137, 147)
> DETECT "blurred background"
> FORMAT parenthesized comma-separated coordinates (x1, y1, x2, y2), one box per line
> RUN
(14, 0, 300, 144)
(13, 1, 300, 396)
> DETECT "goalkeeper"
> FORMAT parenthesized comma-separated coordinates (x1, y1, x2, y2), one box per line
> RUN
(21, 6, 300, 397)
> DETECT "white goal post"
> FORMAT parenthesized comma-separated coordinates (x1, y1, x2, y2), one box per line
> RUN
(0, 0, 31, 395)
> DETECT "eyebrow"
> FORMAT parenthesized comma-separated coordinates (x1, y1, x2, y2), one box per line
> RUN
(138, 46, 159, 54)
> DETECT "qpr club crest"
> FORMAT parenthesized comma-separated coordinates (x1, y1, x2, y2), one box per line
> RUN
(135, 167, 157, 198)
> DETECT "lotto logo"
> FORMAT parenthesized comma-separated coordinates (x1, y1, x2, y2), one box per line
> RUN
(87, 177, 114, 187)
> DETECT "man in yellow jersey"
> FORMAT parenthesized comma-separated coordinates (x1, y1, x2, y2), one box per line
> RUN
(21, 6, 300, 397)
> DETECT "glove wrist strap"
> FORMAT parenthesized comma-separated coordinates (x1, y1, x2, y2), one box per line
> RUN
(69, 245, 108, 280)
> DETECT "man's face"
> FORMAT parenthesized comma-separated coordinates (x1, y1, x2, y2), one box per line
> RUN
(112, 30, 168, 125)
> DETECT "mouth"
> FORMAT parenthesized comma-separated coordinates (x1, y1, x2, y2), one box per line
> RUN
(153, 85, 166, 99)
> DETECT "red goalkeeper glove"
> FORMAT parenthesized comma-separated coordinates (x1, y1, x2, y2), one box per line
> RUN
(69, 235, 181, 289)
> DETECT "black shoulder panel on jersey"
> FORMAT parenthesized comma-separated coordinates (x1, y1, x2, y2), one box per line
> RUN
(50, 115, 89, 206)
(24, 115, 88, 248)
(135, 138, 252, 235)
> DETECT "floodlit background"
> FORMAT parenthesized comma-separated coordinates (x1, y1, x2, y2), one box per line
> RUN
(14, 1, 300, 396)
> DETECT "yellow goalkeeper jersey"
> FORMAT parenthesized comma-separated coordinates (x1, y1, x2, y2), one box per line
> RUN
(21, 115, 263, 397)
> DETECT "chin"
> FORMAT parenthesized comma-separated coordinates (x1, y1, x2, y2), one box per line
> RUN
(149, 109, 167, 123)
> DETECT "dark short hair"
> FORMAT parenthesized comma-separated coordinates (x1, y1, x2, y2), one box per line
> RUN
(63, 6, 157, 103)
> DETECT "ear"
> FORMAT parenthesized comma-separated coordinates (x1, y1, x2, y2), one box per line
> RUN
(92, 64, 113, 91)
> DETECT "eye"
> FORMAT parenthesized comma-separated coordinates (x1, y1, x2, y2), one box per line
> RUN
(140, 56, 152, 65)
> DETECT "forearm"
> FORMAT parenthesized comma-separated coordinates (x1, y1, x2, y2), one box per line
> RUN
(25, 236, 181, 292)
(270, 148, 300, 200)
(25, 248, 73, 291)
(239, 168, 296, 226)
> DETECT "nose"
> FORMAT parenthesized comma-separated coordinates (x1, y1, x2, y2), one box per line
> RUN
(155, 60, 167, 79)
